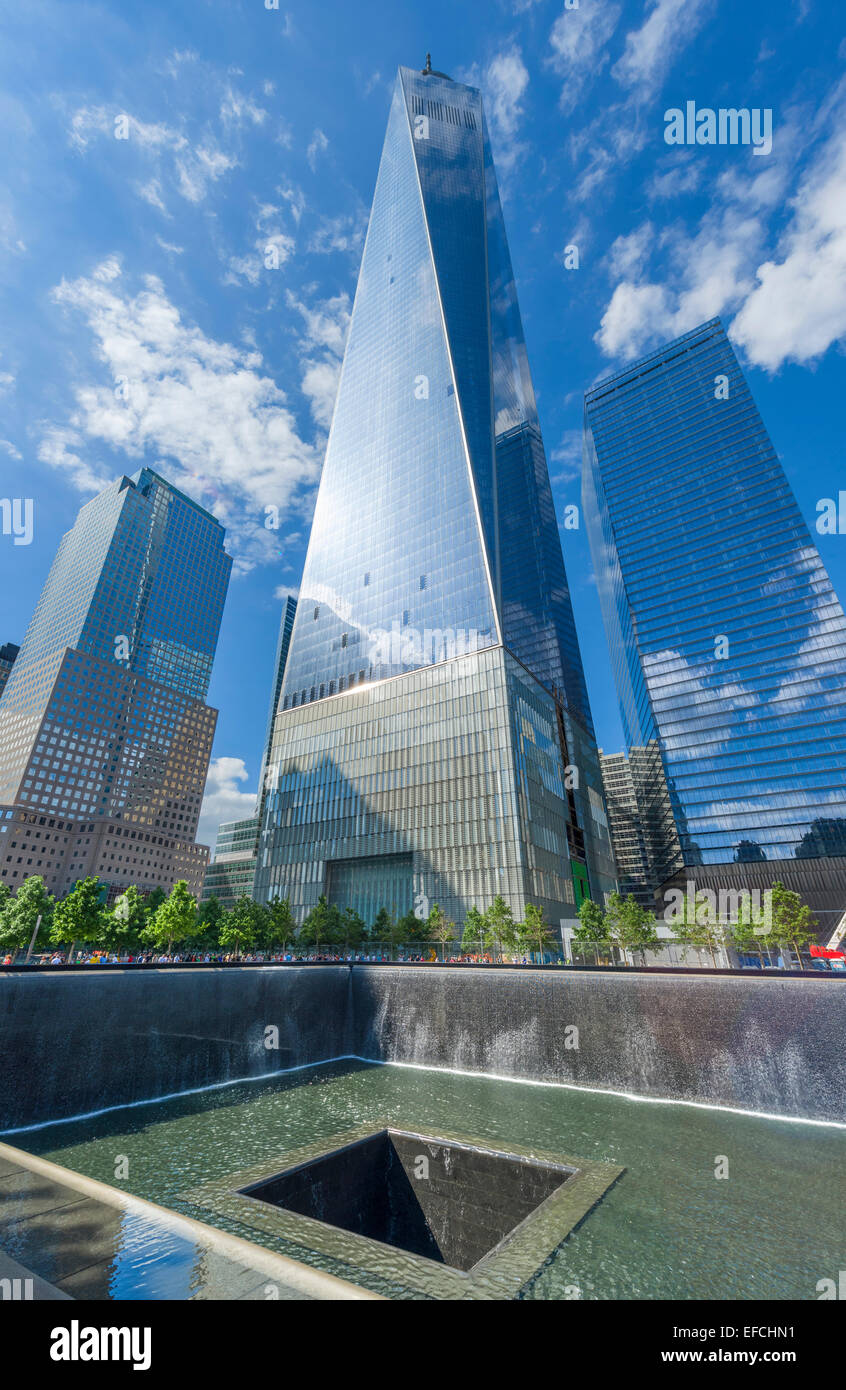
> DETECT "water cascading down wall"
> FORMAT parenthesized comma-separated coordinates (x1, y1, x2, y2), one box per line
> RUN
(1, 965, 844, 1132)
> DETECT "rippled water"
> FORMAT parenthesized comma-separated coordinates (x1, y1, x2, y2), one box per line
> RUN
(19, 1060, 846, 1300)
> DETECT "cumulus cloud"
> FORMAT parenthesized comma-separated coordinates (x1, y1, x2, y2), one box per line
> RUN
(43, 259, 320, 570)
(286, 289, 351, 429)
(199, 757, 257, 852)
(595, 81, 846, 370)
(476, 47, 530, 176)
(731, 122, 846, 370)
(595, 281, 671, 359)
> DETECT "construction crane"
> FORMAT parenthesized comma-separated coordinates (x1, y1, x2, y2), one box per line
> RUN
(825, 907, 846, 952)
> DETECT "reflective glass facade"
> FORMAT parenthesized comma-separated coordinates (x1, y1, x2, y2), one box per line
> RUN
(0, 469, 231, 898)
(257, 66, 615, 926)
(0, 644, 18, 702)
(203, 595, 298, 905)
(584, 319, 846, 871)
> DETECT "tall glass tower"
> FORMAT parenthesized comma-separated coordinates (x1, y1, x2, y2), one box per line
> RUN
(583, 319, 846, 927)
(256, 62, 615, 929)
(0, 469, 232, 899)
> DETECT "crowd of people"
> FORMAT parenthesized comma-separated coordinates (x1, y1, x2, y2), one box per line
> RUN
(2, 947, 560, 967)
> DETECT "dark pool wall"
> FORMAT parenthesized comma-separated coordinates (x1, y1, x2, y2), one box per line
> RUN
(352, 967, 846, 1122)
(0, 966, 354, 1130)
(1, 965, 845, 1130)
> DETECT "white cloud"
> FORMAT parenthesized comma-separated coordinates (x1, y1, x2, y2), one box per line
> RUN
(220, 85, 267, 128)
(647, 158, 702, 201)
(0, 439, 22, 460)
(731, 123, 846, 370)
(43, 260, 320, 570)
(300, 359, 341, 429)
(607, 224, 654, 279)
(595, 281, 670, 359)
(548, 1, 621, 112)
(550, 428, 583, 485)
(278, 184, 306, 223)
(138, 179, 168, 214)
(480, 48, 530, 175)
(199, 757, 257, 852)
(595, 81, 846, 370)
(286, 290, 351, 430)
(37, 425, 112, 494)
(612, 0, 713, 93)
(307, 128, 329, 170)
(68, 105, 238, 205)
(307, 210, 366, 256)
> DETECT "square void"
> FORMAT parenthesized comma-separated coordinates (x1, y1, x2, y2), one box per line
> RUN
(240, 1128, 574, 1273)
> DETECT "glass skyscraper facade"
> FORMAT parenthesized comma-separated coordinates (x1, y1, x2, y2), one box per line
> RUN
(0, 644, 19, 702)
(202, 593, 298, 906)
(256, 63, 615, 928)
(0, 469, 231, 899)
(584, 319, 846, 898)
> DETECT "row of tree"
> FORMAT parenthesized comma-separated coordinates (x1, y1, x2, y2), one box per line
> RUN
(1, 875, 816, 965)
(574, 883, 818, 966)
(0, 878, 560, 960)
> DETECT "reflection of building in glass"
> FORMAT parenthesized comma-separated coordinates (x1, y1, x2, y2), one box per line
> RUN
(0, 470, 231, 899)
(584, 319, 846, 933)
(0, 644, 19, 701)
(202, 815, 260, 908)
(202, 595, 298, 907)
(600, 745, 681, 909)
(256, 63, 615, 927)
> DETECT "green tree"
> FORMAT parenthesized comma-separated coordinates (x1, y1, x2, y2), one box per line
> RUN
(193, 895, 225, 951)
(0, 876, 54, 958)
(395, 909, 423, 945)
(339, 906, 366, 949)
(427, 903, 455, 960)
(51, 877, 105, 960)
(516, 902, 558, 959)
(461, 905, 487, 955)
(102, 884, 147, 955)
(670, 891, 726, 969)
(606, 892, 660, 965)
(372, 906, 393, 943)
(759, 881, 817, 966)
(300, 895, 342, 950)
(266, 896, 297, 953)
(484, 896, 516, 957)
(144, 880, 197, 956)
(573, 898, 612, 963)
(218, 894, 260, 958)
(144, 886, 167, 923)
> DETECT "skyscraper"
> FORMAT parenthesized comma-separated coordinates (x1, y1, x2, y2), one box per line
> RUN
(255, 62, 615, 929)
(202, 594, 298, 907)
(0, 469, 231, 899)
(599, 747, 680, 909)
(584, 318, 846, 931)
(0, 644, 19, 702)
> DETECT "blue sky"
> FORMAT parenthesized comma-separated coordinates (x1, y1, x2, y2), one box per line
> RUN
(1, 0, 845, 848)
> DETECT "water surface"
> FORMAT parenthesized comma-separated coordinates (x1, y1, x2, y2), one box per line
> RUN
(18, 1060, 846, 1300)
